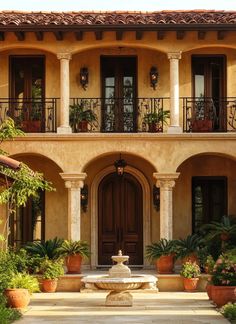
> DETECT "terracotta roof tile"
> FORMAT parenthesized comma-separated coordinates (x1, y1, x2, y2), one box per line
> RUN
(0, 10, 235, 27)
(0, 155, 21, 170)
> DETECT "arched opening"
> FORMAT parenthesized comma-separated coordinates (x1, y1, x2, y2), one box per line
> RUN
(98, 171, 143, 266)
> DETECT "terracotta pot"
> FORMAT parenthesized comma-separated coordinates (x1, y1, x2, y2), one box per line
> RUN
(220, 233, 230, 241)
(148, 122, 162, 133)
(183, 278, 199, 292)
(4, 288, 30, 309)
(79, 121, 88, 132)
(191, 119, 213, 132)
(206, 283, 213, 300)
(42, 279, 58, 293)
(211, 285, 236, 307)
(66, 254, 82, 274)
(156, 255, 175, 274)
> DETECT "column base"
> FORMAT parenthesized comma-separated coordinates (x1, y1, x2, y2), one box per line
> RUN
(57, 126, 72, 134)
(167, 126, 182, 134)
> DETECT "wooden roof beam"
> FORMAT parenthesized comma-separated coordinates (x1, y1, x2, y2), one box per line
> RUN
(198, 31, 206, 40)
(136, 31, 143, 40)
(35, 31, 44, 41)
(176, 31, 185, 40)
(75, 31, 83, 40)
(53, 31, 63, 41)
(157, 31, 165, 40)
(95, 30, 103, 40)
(14, 31, 25, 41)
(116, 30, 123, 40)
(0, 32, 4, 41)
(217, 30, 226, 40)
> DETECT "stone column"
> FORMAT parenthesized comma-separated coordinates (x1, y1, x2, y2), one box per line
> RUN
(153, 173, 180, 240)
(60, 173, 87, 241)
(57, 53, 72, 134)
(167, 52, 182, 133)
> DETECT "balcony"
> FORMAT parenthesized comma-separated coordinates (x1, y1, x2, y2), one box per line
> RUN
(183, 97, 236, 133)
(0, 98, 58, 133)
(69, 97, 169, 133)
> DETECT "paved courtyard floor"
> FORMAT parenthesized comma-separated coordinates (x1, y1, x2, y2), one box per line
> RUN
(16, 292, 228, 324)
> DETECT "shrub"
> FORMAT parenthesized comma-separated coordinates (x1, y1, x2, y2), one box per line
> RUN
(40, 259, 64, 279)
(0, 293, 21, 324)
(145, 239, 178, 261)
(221, 303, 236, 322)
(175, 234, 202, 260)
(24, 237, 64, 260)
(180, 261, 201, 278)
(57, 240, 90, 258)
(7, 273, 40, 294)
(211, 253, 236, 286)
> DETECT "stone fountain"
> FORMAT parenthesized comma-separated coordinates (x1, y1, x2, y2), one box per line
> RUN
(82, 250, 157, 306)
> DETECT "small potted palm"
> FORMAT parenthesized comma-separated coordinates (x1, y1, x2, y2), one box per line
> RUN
(69, 102, 97, 132)
(143, 109, 170, 133)
(175, 234, 202, 264)
(180, 261, 201, 292)
(40, 258, 64, 293)
(145, 238, 178, 274)
(57, 240, 90, 274)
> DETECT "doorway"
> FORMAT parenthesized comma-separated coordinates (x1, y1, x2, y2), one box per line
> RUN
(10, 56, 45, 132)
(98, 172, 143, 265)
(101, 56, 137, 132)
(192, 56, 226, 131)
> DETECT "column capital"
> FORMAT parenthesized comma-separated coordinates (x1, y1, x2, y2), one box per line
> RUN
(153, 172, 180, 189)
(60, 172, 87, 189)
(167, 52, 182, 60)
(57, 52, 72, 60)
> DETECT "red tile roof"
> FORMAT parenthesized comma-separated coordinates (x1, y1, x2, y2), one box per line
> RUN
(0, 10, 236, 27)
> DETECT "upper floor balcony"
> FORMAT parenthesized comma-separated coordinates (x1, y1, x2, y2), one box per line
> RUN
(1, 96, 236, 134)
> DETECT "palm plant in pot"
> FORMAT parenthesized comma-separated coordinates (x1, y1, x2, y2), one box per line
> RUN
(180, 261, 201, 292)
(69, 102, 97, 132)
(145, 238, 178, 274)
(143, 109, 170, 133)
(57, 240, 90, 274)
(39, 258, 64, 293)
(175, 234, 202, 264)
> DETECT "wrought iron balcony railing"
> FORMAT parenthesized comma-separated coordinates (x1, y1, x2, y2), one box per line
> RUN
(0, 98, 58, 133)
(69, 97, 170, 133)
(183, 97, 236, 132)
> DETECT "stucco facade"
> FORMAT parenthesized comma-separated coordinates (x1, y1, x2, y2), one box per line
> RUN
(0, 11, 236, 268)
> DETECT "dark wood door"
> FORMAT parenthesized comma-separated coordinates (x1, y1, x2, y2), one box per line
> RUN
(101, 56, 137, 132)
(192, 56, 226, 131)
(10, 56, 45, 132)
(98, 172, 143, 265)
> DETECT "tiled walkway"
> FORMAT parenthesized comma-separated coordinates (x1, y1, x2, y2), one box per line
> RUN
(17, 292, 229, 324)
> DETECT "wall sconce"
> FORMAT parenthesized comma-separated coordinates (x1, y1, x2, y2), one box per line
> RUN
(114, 154, 127, 176)
(80, 67, 89, 90)
(81, 184, 88, 212)
(150, 66, 158, 90)
(153, 185, 160, 211)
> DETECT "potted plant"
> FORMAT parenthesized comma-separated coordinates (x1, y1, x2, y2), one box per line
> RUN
(57, 240, 90, 274)
(145, 238, 178, 273)
(69, 102, 97, 132)
(143, 109, 170, 132)
(175, 234, 202, 264)
(24, 237, 64, 261)
(204, 255, 215, 300)
(180, 261, 201, 292)
(39, 258, 64, 293)
(211, 252, 236, 307)
(4, 272, 39, 309)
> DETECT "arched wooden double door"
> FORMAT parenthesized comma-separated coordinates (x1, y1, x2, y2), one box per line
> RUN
(98, 172, 143, 266)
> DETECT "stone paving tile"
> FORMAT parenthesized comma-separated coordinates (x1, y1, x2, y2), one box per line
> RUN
(16, 292, 229, 324)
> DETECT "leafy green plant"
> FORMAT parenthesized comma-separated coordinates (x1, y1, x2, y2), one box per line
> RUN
(221, 303, 236, 322)
(175, 234, 202, 260)
(0, 301, 21, 324)
(69, 101, 97, 132)
(201, 216, 236, 250)
(211, 252, 236, 286)
(145, 239, 177, 261)
(24, 237, 64, 260)
(180, 261, 201, 279)
(204, 255, 215, 274)
(58, 240, 90, 258)
(143, 109, 170, 125)
(40, 258, 64, 279)
(7, 273, 40, 294)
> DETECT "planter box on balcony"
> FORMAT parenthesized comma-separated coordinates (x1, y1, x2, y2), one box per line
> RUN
(191, 119, 213, 132)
